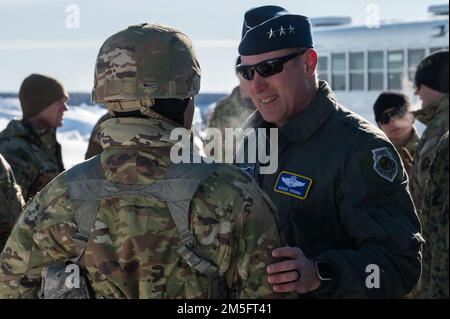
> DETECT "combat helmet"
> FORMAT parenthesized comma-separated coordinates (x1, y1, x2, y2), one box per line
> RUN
(92, 23, 201, 117)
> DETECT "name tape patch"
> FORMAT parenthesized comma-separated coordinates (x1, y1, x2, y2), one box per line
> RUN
(274, 170, 312, 200)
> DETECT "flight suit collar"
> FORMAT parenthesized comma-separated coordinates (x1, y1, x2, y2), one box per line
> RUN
(243, 81, 337, 141)
(279, 81, 337, 144)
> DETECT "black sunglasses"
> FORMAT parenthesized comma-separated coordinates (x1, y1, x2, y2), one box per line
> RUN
(379, 107, 407, 125)
(236, 50, 308, 81)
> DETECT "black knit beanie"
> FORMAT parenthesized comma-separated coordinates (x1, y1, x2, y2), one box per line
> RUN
(415, 50, 449, 94)
(19, 74, 68, 120)
(373, 92, 410, 123)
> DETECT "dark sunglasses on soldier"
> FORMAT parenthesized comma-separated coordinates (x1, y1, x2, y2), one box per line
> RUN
(236, 49, 308, 81)
(379, 107, 407, 125)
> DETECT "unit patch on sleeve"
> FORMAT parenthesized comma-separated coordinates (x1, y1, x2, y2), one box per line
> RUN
(371, 147, 399, 182)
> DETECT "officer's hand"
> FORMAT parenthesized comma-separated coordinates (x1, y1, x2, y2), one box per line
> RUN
(267, 246, 321, 294)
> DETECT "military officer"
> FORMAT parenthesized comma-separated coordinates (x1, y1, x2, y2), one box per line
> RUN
(235, 5, 423, 298)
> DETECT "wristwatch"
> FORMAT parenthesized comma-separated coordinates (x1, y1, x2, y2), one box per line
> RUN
(314, 258, 334, 281)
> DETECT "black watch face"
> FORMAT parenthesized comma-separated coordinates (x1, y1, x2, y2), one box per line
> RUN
(316, 260, 334, 281)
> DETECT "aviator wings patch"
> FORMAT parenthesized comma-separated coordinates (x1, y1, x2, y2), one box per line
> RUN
(274, 171, 312, 200)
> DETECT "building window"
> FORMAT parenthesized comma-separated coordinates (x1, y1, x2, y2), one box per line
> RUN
(368, 51, 383, 90)
(318, 56, 329, 83)
(408, 49, 425, 81)
(349, 52, 364, 90)
(388, 50, 404, 90)
(332, 53, 346, 91)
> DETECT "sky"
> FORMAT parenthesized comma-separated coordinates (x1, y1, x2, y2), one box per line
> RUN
(0, 0, 444, 93)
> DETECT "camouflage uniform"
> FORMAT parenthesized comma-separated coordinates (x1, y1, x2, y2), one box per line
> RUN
(0, 120, 65, 202)
(419, 132, 449, 299)
(394, 127, 419, 179)
(207, 86, 256, 160)
(410, 94, 449, 210)
(85, 112, 111, 159)
(0, 117, 285, 298)
(0, 154, 25, 251)
(208, 86, 256, 130)
(0, 23, 289, 299)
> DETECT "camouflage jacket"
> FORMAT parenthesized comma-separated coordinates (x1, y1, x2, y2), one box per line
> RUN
(0, 117, 288, 299)
(419, 132, 449, 299)
(0, 154, 25, 251)
(411, 95, 449, 210)
(208, 86, 256, 160)
(394, 127, 419, 179)
(208, 86, 256, 130)
(84, 112, 112, 160)
(0, 120, 65, 202)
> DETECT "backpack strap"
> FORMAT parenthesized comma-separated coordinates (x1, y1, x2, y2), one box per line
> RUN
(66, 155, 104, 263)
(165, 162, 228, 299)
(66, 156, 227, 298)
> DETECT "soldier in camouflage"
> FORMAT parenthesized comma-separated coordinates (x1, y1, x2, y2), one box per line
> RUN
(0, 154, 25, 251)
(410, 50, 449, 211)
(0, 74, 67, 202)
(207, 57, 256, 161)
(419, 132, 448, 298)
(208, 57, 256, 130)
(0, 23, 289, 299)
(408, 50, 448, 298)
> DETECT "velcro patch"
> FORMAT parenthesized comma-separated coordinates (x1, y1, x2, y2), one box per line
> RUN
(358, 146, 402, 186)
(274, 171, 312, 200)
(371, 147, 398, 182)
